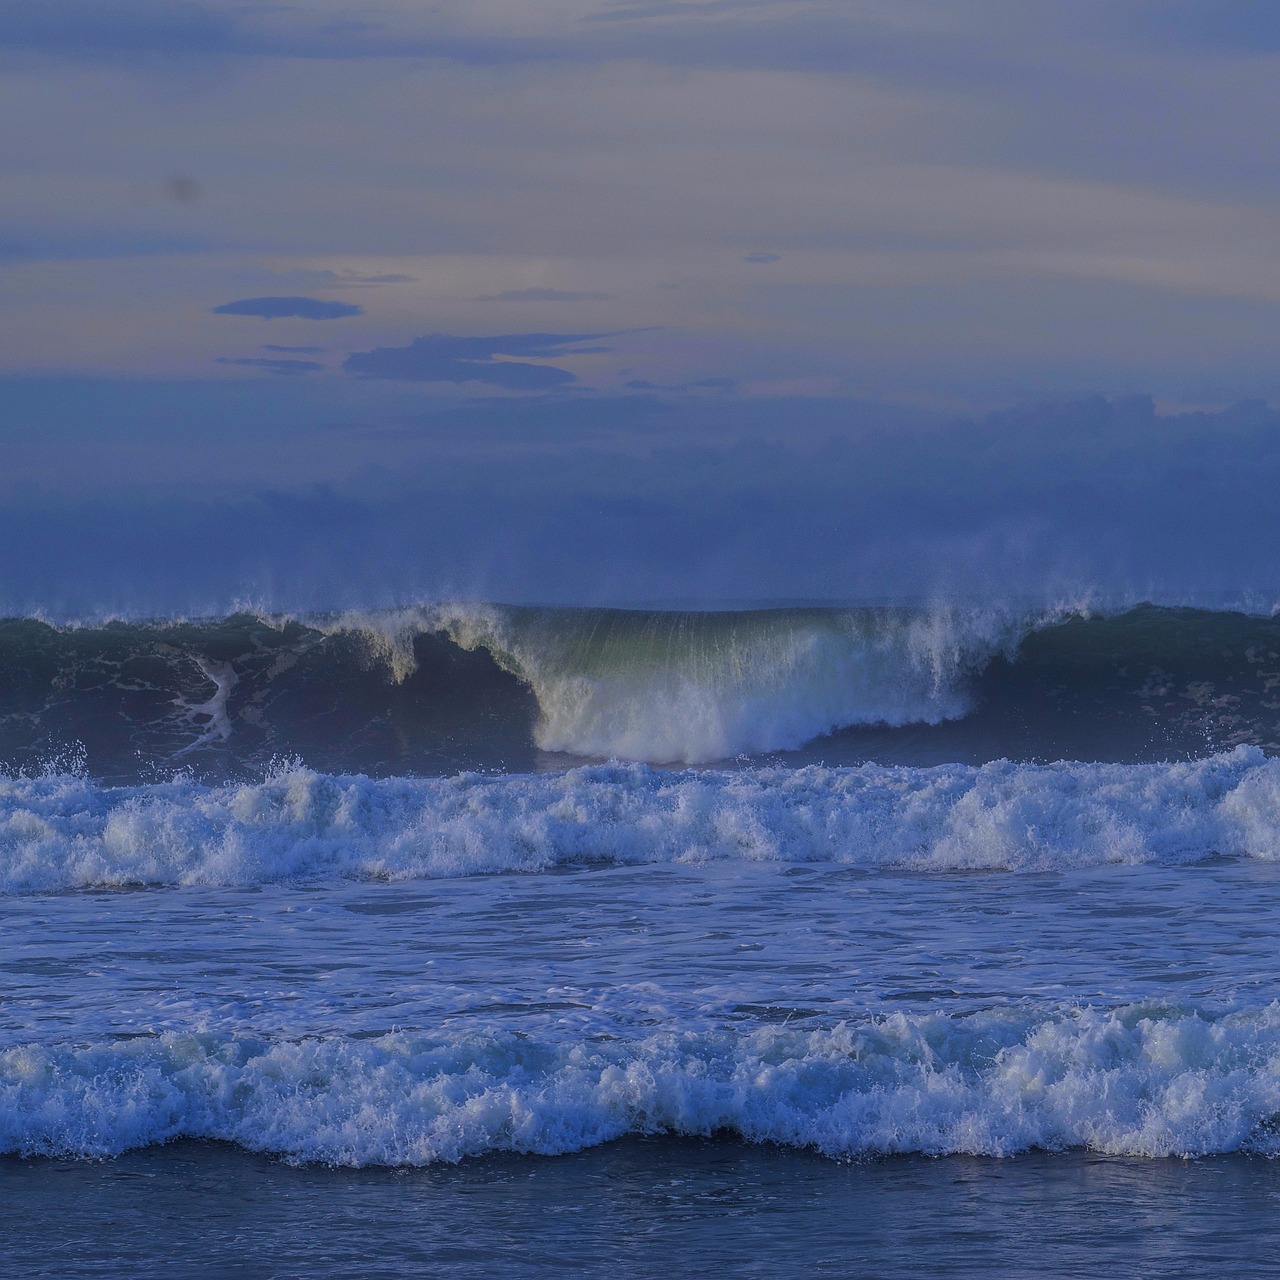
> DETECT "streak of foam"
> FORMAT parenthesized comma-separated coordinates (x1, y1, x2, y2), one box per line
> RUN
(7, 1004, 1280, 1163)
(171, 658, 238, 756)
(2, 747, 1279, 893)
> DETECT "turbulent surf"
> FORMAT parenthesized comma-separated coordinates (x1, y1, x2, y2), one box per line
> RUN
(6, 597, 1280, 1171)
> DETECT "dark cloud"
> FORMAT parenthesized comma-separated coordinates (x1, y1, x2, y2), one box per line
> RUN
(743, 253, 781, 264)
(477, 288, 613, 302)
(342, 331, 617, 389)
(211, 297, 363, 320)
(215, 357, 324, 376)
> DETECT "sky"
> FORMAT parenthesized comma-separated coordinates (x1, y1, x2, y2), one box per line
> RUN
(4, 1, 1280, 611)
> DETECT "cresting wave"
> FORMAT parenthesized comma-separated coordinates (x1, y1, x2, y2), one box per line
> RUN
(377, 601, 1031, 762)
(3, 747, 1280, 892)
(8, 1003, 1280, 1164)
(0, 601, 1037, 772)
(5, 601, 1280, 776)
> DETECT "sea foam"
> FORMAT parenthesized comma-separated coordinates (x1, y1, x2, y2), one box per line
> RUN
(7, 1003, 1280, 1164)
(2, 747, 1279, 893)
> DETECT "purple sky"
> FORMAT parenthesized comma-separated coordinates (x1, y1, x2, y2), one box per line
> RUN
(5, 3, 1280, 610)
(5, 0, 1280, 405)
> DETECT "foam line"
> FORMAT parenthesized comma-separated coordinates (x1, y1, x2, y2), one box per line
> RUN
(2, 747, 1279, 892)
(7, 1004, 1280, 1164)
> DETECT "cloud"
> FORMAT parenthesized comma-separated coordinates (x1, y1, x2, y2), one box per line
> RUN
(342, 331, 617, 389)
(626, 377, 736, 391)
(1081, 0, 1280, 53)
(0, 0, 547, 63)
(0, 231, 215, 262)
(338, 272, 417, 285)
(12, 1, 1280, 78)
(0, 1, 1031, 75)
(743, 252, 781, 263)
(262, 344, 324, 354)
(215, 357, 324, 376)
(0, 1, 227, 56)
(477, 288, 613, 302)
(211, 296, 363, 320)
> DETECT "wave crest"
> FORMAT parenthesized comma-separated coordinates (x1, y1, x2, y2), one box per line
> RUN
(332, 602, 1037, 763)
(8, 1003, 1280, 1164)
(3, 747, 1279, 893)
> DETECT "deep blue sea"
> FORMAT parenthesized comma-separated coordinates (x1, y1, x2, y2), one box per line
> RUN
(5, 601, 1280, 1275)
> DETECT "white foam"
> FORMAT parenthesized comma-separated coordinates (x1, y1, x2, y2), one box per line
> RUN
(6, 1003, 1280, 1164)
(2, 747, 1279, 893)
(322, 601, 1048, 763)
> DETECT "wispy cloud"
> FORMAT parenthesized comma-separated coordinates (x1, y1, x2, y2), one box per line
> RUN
(343, 330, 618, 389)
(11, 1, 1280, 76)
(215, 356, 324, 375)
(477, 287, 613, 302)
(0, 230, 216, 262)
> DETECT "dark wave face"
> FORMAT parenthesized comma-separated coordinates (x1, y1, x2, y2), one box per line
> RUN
(1, 604, 1278, 781)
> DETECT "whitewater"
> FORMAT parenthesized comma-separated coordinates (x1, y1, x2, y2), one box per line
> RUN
(6, 598, 1280, 1193)
(2, 748, 1280, 893)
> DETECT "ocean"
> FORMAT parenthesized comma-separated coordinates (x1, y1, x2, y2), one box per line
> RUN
(5, 601, 1280, 1275)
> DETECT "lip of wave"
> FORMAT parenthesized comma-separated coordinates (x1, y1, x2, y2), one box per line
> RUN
(6, 1003, 1280, 1165)
(1, 746, 1279, 893)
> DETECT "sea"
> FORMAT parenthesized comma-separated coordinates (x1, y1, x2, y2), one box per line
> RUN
(5, 600, 1280, 1277)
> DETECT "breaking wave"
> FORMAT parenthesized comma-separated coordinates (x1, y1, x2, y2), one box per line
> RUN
(402, 601, 1028, 762)
(3, 747, 1280, 893)
(0, 601, 1038, 772)
(4, 600, 1280, 776)
(9, 1003, 1280, 1164)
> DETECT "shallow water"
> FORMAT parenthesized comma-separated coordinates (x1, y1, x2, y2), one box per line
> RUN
(5, 860, 1280, 1168)
(5, 859, 1280, 1046)
(5, 1140, 1280, 1279)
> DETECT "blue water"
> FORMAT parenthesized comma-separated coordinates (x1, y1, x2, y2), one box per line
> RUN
(5, 603, 1280, 1273)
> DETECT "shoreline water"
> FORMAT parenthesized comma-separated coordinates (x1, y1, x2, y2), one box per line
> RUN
(5, 1139, 1279, 1278)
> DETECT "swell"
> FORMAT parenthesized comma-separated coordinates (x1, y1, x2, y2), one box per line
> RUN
(2, 748, 1278, 893)
(8, 1003, 1280, 1164)
(1, 602, 1279, 776)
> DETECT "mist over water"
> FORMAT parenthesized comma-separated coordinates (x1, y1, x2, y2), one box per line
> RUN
(5, 391, 1280, 618)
